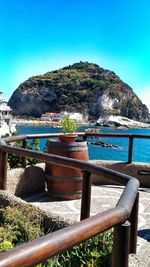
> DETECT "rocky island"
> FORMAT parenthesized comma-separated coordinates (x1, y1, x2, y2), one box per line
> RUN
(9, 62, 149, 125)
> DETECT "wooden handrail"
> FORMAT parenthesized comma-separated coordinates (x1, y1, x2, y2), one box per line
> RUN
(0, 177, 139, 267)
(3, 132, 150, 144)
(0, 206, 129, 267)
(0, 142, 134, 185)
(117, 178, 139, 214)
(3, 132, 150, 165)
(0, 133, 142, 267)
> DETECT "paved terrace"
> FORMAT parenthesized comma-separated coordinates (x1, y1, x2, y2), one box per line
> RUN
(4, 163, 150, 266)
(23, 185, 150, 267)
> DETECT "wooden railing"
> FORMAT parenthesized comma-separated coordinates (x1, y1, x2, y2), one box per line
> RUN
(0, 132, 144, 266)
(3, 132, 150, 164)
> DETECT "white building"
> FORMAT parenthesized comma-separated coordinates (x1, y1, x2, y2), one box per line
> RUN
(61, 112, 83, 123)
(0, 92, 16, 137)
(41, 111, 84, 123)
(0, 92, 12, 120)
(41, 112, 61, 122)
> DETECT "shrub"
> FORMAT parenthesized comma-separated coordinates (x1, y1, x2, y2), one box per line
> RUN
(8, 138, 41, 169)
(0, 206, 43, 247)
(0, 241, 13, 252)
(26, 139, 41, 166)
(0, 205, 112, 266)
(56, 230, 112, 266)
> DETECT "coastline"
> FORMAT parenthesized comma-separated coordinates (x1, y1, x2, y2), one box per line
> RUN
(14, 118, 150, 129)
(14, 119, 91, 128)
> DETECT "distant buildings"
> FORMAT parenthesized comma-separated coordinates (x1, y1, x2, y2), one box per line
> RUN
(62, 112, 83, 123)
(0, 92, 16, 137)
(41, 112, 61, 122)
(0, 92, 12, 121)
(41, 111, 84, 123)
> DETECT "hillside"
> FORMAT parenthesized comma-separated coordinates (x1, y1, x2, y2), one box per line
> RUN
(9, 62, 149, 121)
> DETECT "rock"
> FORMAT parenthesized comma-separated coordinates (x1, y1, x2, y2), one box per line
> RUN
(8, 62, 149, 122)
(15, 166, 46, 197)
(96, 115, 150, 128)
(0, 190, 27, 208)
(7, 168, 24, 195)
(90, 141, 120, 149)
(117, 125, 129, 130)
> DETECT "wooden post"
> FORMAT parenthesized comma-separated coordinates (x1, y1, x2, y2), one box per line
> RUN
(129, 192, 139, 253)
(0, 151, 8, 190)
(112, 221, 131, 267)
(80, 170, 92, 220)
(128, 137, 133, 163)
(22, 139, 27, 168)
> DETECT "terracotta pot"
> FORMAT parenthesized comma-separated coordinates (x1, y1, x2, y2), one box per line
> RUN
(59, 134, 77, 143)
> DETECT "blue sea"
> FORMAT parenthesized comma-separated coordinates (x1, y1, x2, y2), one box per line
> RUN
(17, 126, 150, 163)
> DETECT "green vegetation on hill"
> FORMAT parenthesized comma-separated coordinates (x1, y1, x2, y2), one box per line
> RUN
(9, 61, 149, 122)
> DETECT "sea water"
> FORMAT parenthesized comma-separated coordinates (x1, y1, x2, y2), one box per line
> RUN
(17, 126, 150, 163)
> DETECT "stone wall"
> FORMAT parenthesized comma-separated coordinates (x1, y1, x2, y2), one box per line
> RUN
(91, 160, 150, 187)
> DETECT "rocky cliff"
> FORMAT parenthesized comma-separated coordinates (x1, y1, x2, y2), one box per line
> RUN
(9, 62, 149, 121)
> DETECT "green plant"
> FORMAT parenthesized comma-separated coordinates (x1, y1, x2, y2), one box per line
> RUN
(0, 206, 44, 246)
(56, 230, 112, 266)
(0, 240, 13, 252)
(8, 138, 41, 169)
(26, 139, 41, 165)
(0, 205, 113, 266)
(60, 116, 77, 134)
(8, 139, 24, 168)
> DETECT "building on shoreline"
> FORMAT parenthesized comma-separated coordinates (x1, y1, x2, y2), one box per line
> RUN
(41, 112, 61, 122)
(0, 92, 12, 120)
(41, 111, 84, 123)
(0, 92, 16, 137)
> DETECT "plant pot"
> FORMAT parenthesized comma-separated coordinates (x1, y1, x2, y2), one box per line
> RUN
(59, 134, 77, 142)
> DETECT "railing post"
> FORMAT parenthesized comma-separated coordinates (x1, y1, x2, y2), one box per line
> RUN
(129, 192, 139, 253)
(0, 150, 8, 190)
(80, 170, 92, 221)
(112, 221, 131, 267)
(22, 139, 27, 168)
(128, 136, 133, 163)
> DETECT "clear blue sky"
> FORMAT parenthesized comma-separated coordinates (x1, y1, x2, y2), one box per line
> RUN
(0, 0, 150, 109)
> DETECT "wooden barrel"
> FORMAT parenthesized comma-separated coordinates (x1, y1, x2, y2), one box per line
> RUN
(45, 140, 88, 200)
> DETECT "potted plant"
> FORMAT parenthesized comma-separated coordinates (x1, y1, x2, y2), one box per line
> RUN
(59, 116, 78, 142)
(45, 116, 89, 200)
